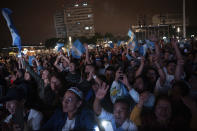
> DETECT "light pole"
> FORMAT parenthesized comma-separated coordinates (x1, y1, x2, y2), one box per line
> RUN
(183, 0, 186, 38)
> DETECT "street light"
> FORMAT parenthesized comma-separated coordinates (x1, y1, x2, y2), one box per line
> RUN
(177, 27, 180, 33)
(177, 27, 181, 38)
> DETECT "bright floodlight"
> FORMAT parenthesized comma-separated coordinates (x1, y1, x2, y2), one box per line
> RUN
(177, 27, 180, 33)
(85, 27, 89, 30)
(74, 4, 79, 7)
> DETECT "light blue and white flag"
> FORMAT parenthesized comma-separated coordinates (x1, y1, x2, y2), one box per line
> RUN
(128, 29, 138, 51)
(2, 8, 21, 51)
(108, 51, 112, 60)
(139, 44, 148, 56)
(56, 43, 64, 52)
(145, 40, 155, 50)
(117, 41, 124, 46)
(71, 39, 86, 59)
(109, 42, 114, 48)
(28, 56, 36, 66)
(66, 48, 70, 57)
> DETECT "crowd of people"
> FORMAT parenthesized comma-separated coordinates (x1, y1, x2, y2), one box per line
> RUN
(0, 37, 197, 131)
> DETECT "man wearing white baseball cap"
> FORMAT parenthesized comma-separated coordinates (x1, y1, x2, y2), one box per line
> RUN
(42, 87, 98, 131)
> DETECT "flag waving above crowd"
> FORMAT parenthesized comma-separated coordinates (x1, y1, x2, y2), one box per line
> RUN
(127, 29, 138, 51)
(1, 8, 21, 52)
(71, 39, 86, 59)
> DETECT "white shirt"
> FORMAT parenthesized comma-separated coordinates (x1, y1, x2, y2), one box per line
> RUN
(155, 67, 175, 94)
(129, 89, 155, 107)
(98, 108, 137, 131)
(62, 117, 76, 131)
(4, 109, 43, 131)
(27, 109, 43, 130)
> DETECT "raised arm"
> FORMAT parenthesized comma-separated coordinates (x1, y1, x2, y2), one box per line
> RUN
(93, 82, 109, 115)
(153, 55, 166, 85)
(84, 43, 91, 64)
(172, 39, 183, 60)
(172, 39, 184, 81)
(135, 57, 145, 77)
(61, 55, 70, 65)
(53, 55, 63, 72)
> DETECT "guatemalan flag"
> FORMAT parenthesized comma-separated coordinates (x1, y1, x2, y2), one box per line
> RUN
(2, 8, 21, 52)
(145, 40, 155, 50)
(128, 29, 138, 51)
(117, 41, 124, 47)
(139, 44, 148, 56)
(56, 43, 64, 52)
(108, 41, 114, 48)
(71, 39, 86, 59)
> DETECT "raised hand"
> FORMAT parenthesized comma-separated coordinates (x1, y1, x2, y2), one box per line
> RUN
(120, 74, 131, 90)
(84, 43, 88, 50)
(140, 56, 145, 64)
(177, 59, 184, 66)
(138, 91, 150, 108)
(95, 82, 109, 100)
(171, 39, 178, 48)
(150, 34, 158, 42)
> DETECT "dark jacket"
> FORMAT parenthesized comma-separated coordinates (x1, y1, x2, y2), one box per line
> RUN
(41, 107, 97, 131)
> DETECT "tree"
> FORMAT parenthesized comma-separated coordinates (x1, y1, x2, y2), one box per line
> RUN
(45, 38, 67, 49)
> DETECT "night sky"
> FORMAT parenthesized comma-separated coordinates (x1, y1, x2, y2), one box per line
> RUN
(0, 0, 197, 47)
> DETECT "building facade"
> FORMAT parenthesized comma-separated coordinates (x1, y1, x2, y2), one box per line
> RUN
(64, 1, 95, 38)
(54, 10, 67, 38)
(132, 13, 189, 40)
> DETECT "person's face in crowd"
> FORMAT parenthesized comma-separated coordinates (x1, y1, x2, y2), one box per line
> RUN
(146, 69, 157, 83)
(105, 70, 114, 82)
(171, 85, 182, 101)
(130, 60, 136, 67)
(33, 67, 37, 73)
(24, 72, 31, 81)
(16, 70, 23, 79)
(167, 62, 176, 75)
(96, 60, 102, 67)
(113, 102, 129, 127)
(164, 52, 170, 60)
(62, 91, 82, 113)
(11, 74, 17, 82)
(85, 65, 94, 73)
(6, 100, 18, 115)
(104, 57, 108, 63)
(62, 60, 68, 68)
(43, 60, 48, 68)
(50, 76, 61, 92)
(92, 82, 99, 93)
(155, 99, 171, 123)
(148, 54, 153, 63)
(133, 77, 144, 93)
(69, 63, 76, 73)
(42, 70, 49, 80)
(128, 70, 135, 84)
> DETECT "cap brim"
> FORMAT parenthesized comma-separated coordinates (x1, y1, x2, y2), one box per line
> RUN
(0, 96, 14, 103)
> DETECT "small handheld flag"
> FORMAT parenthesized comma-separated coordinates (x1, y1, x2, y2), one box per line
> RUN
(127, 29, 138, 51)
(56, 43, 64, 52)
(71, 39, 86, 59)
(109, 42, 114, 48)
(29, 56, 36, 66)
